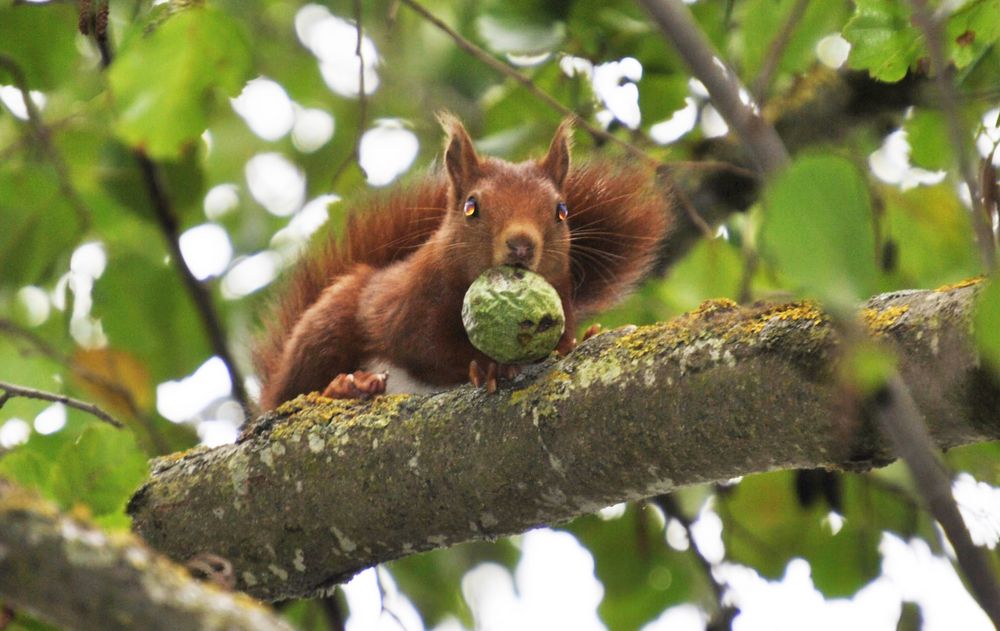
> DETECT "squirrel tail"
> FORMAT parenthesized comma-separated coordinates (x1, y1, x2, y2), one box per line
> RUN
(566, 161, 672, 316)
(252, 176, 449, 381)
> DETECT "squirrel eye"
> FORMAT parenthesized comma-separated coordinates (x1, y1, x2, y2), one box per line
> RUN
(464, 196, 479, 218)
(556, 201, 568, 222)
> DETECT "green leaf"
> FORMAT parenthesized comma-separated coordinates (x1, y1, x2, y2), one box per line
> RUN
(564, 506, 708, 631)
(92, 248, 210, 383)
(740, 0, 850, 81)
(0, 449, 51, 495)
(975, 278, 1000, 370)
(109, 7, 252, 158)
(881, 184, 979, 288)
(842, 0, 922, 82)
(0, 3, 79, 90)
(0, 164, 81, 288)
(946, 0, 1000, 69)
(97, 140, 206, 223)
(638, 73, 688, 124)
(721, 471, 926, 596)
(388, 541, 520, 627)
(760, 153, 878, 310)
(50, 424, 148, 518)
(657, 238, 745, 314)
(905, 110, 953, 171)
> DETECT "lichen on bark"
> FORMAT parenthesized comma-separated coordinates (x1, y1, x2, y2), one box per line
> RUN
(128, 283, 1000, 602)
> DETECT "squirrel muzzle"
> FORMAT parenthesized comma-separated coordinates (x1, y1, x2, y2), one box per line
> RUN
(497, 224, 542, 270)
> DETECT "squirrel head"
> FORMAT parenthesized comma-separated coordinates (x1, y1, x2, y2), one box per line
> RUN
(437, 114, 574, 287)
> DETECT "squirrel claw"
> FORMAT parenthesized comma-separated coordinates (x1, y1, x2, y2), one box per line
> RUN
(556, 324, 602, 357)
(323, 370, 387, 399)
(556, 337, 577, 357)
(469, 360, 516, 393)
(581, 323, 602, 342)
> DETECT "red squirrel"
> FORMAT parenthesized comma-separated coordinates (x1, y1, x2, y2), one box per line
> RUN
(254, 115, 671, 409)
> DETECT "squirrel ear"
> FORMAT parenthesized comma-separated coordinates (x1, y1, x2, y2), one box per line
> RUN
(439, 112, 481, 194)
(539, 117, 573, 189)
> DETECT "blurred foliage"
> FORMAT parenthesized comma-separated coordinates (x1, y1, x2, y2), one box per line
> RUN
(1, 0, 999, 629)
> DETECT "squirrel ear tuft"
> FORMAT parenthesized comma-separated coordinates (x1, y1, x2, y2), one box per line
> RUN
(539, 117, 573, 189)
(438, 112, 481, 195)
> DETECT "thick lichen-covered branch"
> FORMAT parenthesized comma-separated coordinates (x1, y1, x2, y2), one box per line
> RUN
(0, 480, 292, 631)
(128, 282, 999, 602)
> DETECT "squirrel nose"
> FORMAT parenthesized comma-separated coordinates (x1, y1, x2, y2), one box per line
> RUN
(505, 234, 536, 263)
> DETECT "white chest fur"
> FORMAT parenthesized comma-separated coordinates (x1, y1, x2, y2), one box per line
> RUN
(361, 359, 446, 395)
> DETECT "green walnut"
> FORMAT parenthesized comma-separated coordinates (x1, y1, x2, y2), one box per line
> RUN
(462, 265, 566, 363)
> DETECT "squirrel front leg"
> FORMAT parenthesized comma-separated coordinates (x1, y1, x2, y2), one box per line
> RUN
(259, 265, 374, 409)
(556, 290, 578, 356)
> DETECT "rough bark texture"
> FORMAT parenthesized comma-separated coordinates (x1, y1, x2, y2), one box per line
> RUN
(0, 480, 292, 631)
(128, 281, 998, 602)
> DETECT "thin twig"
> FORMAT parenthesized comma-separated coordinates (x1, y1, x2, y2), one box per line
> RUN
(397, 0, 657, 167)
(0, 319, 170, 453)
(656, 165, 714, 238)
(81, 19, 252, 416)
(0, 54, 91, 232)
(374, 566, 407, 630)
(908, 0, 995, 272)
(133, 154, 252, 414)
(0, 380, 123, 428)
(398, 0, 746, 241)
(671, 160, 759, 179)
(751, 0, 811, 103)
(873, 376, 1000, 628)
(330, 0, 370, 190)
(651, 495, 737, 629)
(637, 0, 789, 174)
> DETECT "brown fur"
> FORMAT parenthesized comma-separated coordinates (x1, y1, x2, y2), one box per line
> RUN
(254, 119, 672, 409)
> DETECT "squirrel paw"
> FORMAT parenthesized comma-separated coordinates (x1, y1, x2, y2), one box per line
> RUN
(322, 370, 388, 399)
(556, 323, 602, 357)
(469, 361, 520, 393)
(581, 323, 602, 342)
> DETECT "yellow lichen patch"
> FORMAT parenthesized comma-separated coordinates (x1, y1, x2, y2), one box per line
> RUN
(862, 304, 909, 335)
(616, 325, 679, 360)
(151, 444, 210, 468)
(509, 370, 571, 406)
(690, 298, 740, 318)
(934, 277, 983, 292)
(737, 301, 826, 338)
(652, 299, 745, 348)
(268, 398, 358, 440)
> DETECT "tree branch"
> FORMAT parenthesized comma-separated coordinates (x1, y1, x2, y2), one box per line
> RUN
(133, 154, 252, 414)
(907, 0, 996, 273)
(0, 380, 123, 429)
(873, 375, 1000, 627)
(129, 283, 999, 601)
(751, 0, 810, 103)
(637, 0, 790, 173)
(0, 480, 292, 631)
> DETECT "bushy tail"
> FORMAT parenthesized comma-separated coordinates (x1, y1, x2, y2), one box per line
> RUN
(565, 162, 673, 316)
(252, 176, 450, 381)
